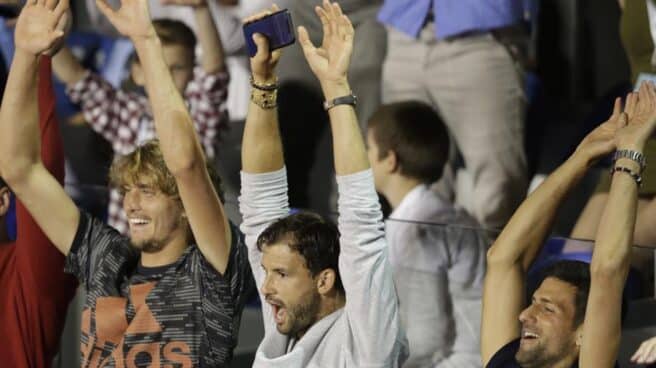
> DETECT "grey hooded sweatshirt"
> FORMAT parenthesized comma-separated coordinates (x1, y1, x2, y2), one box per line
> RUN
(239, 168, 409, 368)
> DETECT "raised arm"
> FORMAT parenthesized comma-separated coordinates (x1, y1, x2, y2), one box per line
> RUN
(96, 0, 231, 273)
(299, 2, 406, 364)
(0, 0, 80, 256)
(298, 1, 367, 175)
(481, 98, 627, 365)
(580, 83, 656, 368)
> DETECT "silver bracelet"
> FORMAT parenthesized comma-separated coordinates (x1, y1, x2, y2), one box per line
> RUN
(613, 149, 646, 172)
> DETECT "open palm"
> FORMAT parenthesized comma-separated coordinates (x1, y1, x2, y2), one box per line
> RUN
(96, 0, 155, 40)
(576, 97, 627, 163)
(299, 0, 354, 84)
(14, 0, 69, 55)
(616, 81, 656, 150)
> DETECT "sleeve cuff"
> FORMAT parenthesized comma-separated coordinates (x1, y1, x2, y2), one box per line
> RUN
(69, 211, 89, 256)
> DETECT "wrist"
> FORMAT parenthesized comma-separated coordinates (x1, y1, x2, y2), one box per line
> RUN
(13, 47, 40, 60)
(320, 78, 350, 101)
(252, 73, 277, 85)
(130, 30, 159, 48)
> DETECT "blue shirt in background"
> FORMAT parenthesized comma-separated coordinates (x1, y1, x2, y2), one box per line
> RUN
(378, 0, 529, 39)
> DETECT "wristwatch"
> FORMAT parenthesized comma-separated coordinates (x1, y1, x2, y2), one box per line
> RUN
(613, 149, 646, 171)
(324, 93, 358, 111)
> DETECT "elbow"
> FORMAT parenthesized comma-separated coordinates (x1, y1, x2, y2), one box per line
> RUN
(486, 245, 517, 267)
(167, 144, 206, 179)
(590, 258, 629, 281)
(0, 157, 35, 187)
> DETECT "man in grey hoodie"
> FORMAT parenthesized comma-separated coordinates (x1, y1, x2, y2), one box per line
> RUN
(238, 1, 409, 367)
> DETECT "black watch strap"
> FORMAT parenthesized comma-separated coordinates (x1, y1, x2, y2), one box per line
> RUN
(324, 93, 358, 111)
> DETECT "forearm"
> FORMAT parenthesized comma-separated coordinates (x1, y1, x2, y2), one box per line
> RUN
(488, 153, 589, 270)
(0, 50, 41, 181)
(322, 80, 369, 176)
(133, 35, 204, 172)
(591, 157, 638, 274)
(241, 79, 284, 173)
(195, 5, 225, 73)
(52, 46, 87, 87)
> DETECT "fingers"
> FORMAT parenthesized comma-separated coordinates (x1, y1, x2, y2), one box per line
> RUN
(315, 6, 331, 40)
(298, 25, 317, 56)
(53, 0, 69, 20)
(612, 97, 621, 117)
(632, 339, 656, 364)
(95, 0, 117, 20)
(617, 112, 628, 129)
(45, 0, 57, 10)
(625, 92, 637, 117)
(243, 5, 276, 24)
(252, 33, 271, 61)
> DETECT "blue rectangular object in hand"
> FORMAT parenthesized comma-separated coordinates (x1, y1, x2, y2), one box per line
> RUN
(243, 9, 296, 57)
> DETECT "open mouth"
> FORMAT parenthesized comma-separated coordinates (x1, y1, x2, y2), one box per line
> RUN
(129, 218, 151, 229)
(269, 302, 287, 325)
(521, 331, 540, 341)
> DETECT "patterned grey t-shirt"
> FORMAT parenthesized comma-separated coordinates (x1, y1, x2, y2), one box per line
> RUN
(65, 212, 255, 367)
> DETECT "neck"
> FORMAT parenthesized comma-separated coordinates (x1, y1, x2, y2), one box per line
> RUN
(382, 175, 424, 210)
(297, 292, 346, 340)
(139, 234, 189, 267)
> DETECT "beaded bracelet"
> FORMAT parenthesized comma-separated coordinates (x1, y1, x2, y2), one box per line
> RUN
(250, 76, 279, 91)
(610, 165, 643, 187)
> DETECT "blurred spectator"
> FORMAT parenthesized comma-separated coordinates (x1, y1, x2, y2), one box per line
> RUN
(52, 1, 229, 234)
(572, 0, 656, 293)
(378, 0, 529, 230)
(276, 0, 386, 211)
(367, 101, 487, 368)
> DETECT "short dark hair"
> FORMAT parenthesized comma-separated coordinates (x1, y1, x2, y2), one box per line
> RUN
(256, 212, 344, 294)
(538, 260, 591, 327)
(132, 19, 197, 64)
(367, 101, 450, 183)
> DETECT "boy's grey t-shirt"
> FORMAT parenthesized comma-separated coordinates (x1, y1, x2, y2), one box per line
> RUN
(64, 212, 255, 367)
(239, 168, 408, 368)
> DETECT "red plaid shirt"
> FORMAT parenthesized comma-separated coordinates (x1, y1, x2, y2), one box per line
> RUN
(67, 68, 229, 234)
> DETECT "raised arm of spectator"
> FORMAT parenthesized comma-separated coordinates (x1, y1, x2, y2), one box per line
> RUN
(0, 0, 81, 256)
(299, 2, 407, 364)
(298, 1, 367, 175)
(481, 97, 628, 365)
(580, 82, 656, 368)
(241, 6, 284, 174)
(96, 0, 232, 274)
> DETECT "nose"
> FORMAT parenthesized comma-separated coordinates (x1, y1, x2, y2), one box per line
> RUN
(519, 304, 536, 324)
(260, 274, 275, 297)
(123, 189, 141, 214)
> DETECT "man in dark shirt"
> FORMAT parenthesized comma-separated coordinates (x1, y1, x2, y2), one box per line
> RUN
(482, 89, 656, 368)
(0, 0, 253, 365)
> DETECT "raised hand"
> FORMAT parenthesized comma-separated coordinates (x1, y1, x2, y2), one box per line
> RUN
(574, 97, 628, 165)
(298, 0, 354, 85)
(615, 81, 656, 151)
(244, 4, 282, 84)
(632, 336, 656, 365)
(14, 0, 70, 56)
(96, 0, 155, 41)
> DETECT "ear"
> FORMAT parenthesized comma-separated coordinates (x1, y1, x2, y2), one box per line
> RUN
(130, 61, 146, 87)
(316, 269, 337, 295)
(383, 150, 399, 174)
(0, 187, 10, 217)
